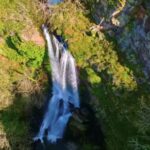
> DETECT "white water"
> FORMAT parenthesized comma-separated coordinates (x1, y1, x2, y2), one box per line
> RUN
(34, 26, 80, 143)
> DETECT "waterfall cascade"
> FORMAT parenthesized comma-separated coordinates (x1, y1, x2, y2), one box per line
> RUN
(34, 26, 80, 143)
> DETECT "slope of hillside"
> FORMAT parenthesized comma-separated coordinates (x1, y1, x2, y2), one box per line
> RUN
(0, 0, 150, 150)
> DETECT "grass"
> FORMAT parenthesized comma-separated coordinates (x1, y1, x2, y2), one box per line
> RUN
(1, 99, 30, 149)
(0, 0, 47, 149)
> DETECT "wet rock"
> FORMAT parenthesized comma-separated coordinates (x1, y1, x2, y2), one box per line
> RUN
(69, 109, 87, 133)
(66, 142, 78, 150)
(33, 140, 78, 150)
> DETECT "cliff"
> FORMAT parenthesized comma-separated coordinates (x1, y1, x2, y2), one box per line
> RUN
(0, 0, 150, 149)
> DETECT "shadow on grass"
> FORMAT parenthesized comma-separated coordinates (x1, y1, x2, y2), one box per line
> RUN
(0, 89, 47, 150)
(0, 65, 106, 150)
(1, 62, 150, 150)
(80, 50, 150, 150)
(1, 30, 150, 150)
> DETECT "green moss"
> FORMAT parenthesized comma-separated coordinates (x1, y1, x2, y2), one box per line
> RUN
(18, 41, 45, 68)
(1, 34, 45, 68)
(86, 67, 101, 84)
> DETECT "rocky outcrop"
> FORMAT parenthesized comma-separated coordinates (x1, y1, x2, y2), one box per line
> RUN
(21, 26, 45, 46)
(90, 0, 150, 77)
(118, 4, 150, 77)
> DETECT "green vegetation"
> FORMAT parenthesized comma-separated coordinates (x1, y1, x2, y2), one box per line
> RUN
(49, 2, 150, 150)
(0, 0, 47, 149)
(1, 35, 45, 68)
(1, 99, 31, 149)
(0, 0, 150, 150)
(0, 0, 29, 36)
(50, 2, 136, 89)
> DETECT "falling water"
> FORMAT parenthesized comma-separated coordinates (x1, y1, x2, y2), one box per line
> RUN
(34, 25, 80, 143)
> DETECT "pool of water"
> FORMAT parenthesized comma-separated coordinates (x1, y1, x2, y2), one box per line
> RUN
(48, 0, 62, 5)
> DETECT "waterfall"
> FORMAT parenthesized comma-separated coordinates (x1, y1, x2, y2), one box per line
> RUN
(34, 25, 80, 143)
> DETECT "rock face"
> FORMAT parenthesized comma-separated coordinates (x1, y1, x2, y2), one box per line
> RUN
(117, 4, 150, 77)
(90, 0, 150, 77)
(119, 20, 150, 77)
(21, 26, 45, 46)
